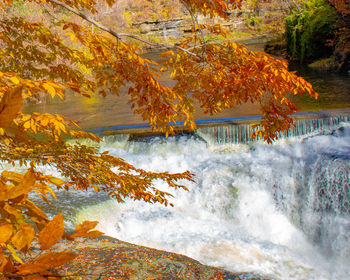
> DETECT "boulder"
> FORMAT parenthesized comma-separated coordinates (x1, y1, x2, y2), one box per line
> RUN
(52, 236, 271, 280)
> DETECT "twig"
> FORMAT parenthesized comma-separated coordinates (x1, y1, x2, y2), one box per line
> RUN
(46, 0, 197, 57)
(179, 0, 207, 61)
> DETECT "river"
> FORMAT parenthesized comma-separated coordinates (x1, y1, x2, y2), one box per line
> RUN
(15, 48, 350, 279)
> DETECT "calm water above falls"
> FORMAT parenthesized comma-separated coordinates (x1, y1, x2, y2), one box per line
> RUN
(68, 116, 350, 280)
(22, 50, 350, 132)
(289, 63, 350, 112)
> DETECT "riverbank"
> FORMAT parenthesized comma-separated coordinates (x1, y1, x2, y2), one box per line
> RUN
(53, 236, 270, 280)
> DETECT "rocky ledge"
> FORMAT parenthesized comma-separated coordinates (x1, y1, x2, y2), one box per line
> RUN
(52, 236, 271, 280)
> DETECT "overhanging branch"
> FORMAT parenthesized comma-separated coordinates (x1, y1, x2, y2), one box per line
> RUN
(47, 0, 198, 56)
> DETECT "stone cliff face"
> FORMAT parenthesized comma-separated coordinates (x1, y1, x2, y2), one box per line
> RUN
(125, 1, 289, 42)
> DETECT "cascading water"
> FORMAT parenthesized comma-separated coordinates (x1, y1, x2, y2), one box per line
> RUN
(197, 114, 350, 145)
(12, 114, 350, 279)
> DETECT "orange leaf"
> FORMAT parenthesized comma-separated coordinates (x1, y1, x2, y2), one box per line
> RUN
(17, 263, 50, 275)
(71, 230, 103, 239)
(0, 86, 23, 128)
(11, 224, 35, 253)
(23, 275, 47, 280)
(69, 220, 102, 239)
(0, 224, 13, 243)
(83, 230, 103, 238)
(75, 220, 98, 233)
(0, 181, 12, 201)
(7, 169, 36, 200)
(36, 251, 77, 267)
(1, 171, 23, 183)
(25, 200, 48, 222)
(38, 213, 64, 250)
(0, 255, 8, 273)
(0, 255, 15, 273)
(3, 203, 22, 217)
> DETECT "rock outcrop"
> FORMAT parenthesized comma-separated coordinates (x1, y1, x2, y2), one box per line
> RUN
(52, 236, 271, 280)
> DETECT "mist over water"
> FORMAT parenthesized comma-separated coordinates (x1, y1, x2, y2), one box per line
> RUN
(73, 116, 350, 280)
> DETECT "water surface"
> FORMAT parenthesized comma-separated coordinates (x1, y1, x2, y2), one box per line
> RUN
(22, 48, 350, 132)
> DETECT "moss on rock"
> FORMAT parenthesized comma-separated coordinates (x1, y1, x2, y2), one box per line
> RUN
(285, 0, 339, 63)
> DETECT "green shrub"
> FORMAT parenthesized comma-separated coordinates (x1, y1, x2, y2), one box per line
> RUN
(285, 0, 339, 62)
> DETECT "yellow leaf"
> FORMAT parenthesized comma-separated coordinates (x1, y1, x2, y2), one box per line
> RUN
(65, 32, 76, 42)
(10, 76, 20, 85)
(48, 176, 65, 187)
(2, 171, 23, 183)
(23, 121, 31, 129)
(0, 86, 23, 128)
(11, 224, 35, 252)
(21, 114, 31, 121)
(159, 50, 175, 57)
(170, 69, 177, 78)
(45, 185, 57, 200)
(38, 213, 64, 250)
(0, 224, 13, 243)
(42, 83, 56, 98)
(6, 244, 23, 264)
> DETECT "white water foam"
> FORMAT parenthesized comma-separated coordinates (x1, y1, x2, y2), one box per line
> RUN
(75, 124, 350, 280)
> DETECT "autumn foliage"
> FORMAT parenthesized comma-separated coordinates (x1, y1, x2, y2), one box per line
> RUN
(329, 0, 350, 14)
(0, 0, 317, 278)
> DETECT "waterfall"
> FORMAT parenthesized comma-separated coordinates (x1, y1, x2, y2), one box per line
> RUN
(11, 113, 350, 280)
(197, 113, 350, 145)
(70, 114, 350, 280)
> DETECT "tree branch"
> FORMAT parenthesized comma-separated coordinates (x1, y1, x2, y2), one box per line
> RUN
(179, 0, 207, 64)
(48, 0, 122, 39)
(46, 0, 197, 57)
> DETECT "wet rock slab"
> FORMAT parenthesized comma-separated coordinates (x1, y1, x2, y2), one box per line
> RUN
(53, 236, 271, 280)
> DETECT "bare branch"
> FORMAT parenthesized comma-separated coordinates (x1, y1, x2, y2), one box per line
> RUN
(179, 0, 207, 60)
(46, 0, 197, 57)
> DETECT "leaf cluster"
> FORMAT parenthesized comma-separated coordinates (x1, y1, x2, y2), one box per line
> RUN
(0, 168, 104, 279)
(160, 25, 316, 142)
